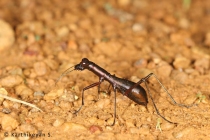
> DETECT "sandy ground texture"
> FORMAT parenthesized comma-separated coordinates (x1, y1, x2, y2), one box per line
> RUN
(0, 0, 210, 140)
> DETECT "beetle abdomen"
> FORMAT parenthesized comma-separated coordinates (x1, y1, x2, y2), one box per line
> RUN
(115, 78, 148, 106)
(126, 86, 148, 106)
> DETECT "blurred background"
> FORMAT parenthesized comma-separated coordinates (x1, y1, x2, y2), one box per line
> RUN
(0, 0, 210, 139)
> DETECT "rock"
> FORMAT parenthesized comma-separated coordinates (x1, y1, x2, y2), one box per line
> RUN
(126, 119, 136, 128)
(59, 101, 72, 111)
(44, 59, 59, 70)
(68, 40, 78, 50)
(3, 137, 18, 140)
(173, 127, 193, 139)
(95, 99, 111, 109)
(133, 58, 147, 68)
(88, 117, 98, 124)
(15, 84, 33, 99)
(89, 125, 103, 133)
(0, 75, 23, 87)
(44, 88, 64, 100)
(0, 88, 8, 103)
(173, 56, 191, 69)
(1, 114, 19, 131)
(117, 0, 130, 6)
(129, 127, 149, 135)
(94, 42, 121, 57)
(161, 122, 175, 131)
(204, 32, 210, 46)
(0, 20, 15, 51)
(53, 119, 65, 127)
(171, 70, 188, 84)
(96, 132, 115, 139)
(33, 61, 48, 76)
(55, 26, 69, 38)
(20, 124, 36, 132)
(61, 122, 87, 132)
(129, 127, 139, 134)
(156, 64, 173, 77)
(179, 18, 190, 29)
(194, 58, 210, 69)
(132, 23, 144, 32)
(184, 94, 197, 104)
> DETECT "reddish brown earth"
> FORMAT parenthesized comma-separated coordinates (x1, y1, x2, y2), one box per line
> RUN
(0, 0, 210, 139)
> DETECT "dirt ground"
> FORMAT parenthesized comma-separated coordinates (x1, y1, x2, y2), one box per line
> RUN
(0, 0, 210, 139)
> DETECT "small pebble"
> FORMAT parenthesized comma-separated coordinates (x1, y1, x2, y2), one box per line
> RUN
(194, 58, 209, 71)
(95, 98, 111, 109)
(105, 126, 113, 131)
(35, 120, 44, 128)
(130, 127, 149, 135)
(86, 94, 95, 101)
(51, 106, 62, 113)
(44, 102, 54, 110)
(135, 68, 153, 79)
(34, 91, 44, 97)
(20, 124, 36, 132)
(156, 64, 172, 77)
(141, 124, 151, 129)
(55, 26, 69, 38)
(172, 127, 193, 139)
(60, 89, 78, 102)
(59, 101, 72, 111)
(88, 117, 98, 124)
(173, 56, 191, 69)
(68, 40, 78, 50)
(138, 106, 147, 112)
(0, 75, 23, 87)
(132, 23, 144, 32)
(3, 137, 17, 140)
(129, 127, 140, 134)
(106, 117, 116, 125)
(0, 20, 15, 50)
(15, 84, 33, 99)
(78, 19, 91, 30)
(184, 94, 197, 104)
(33, 61, 48, 76)
(1, 114, 19, 131)
(44, 59, 59, 70)
(204, 32, 210, 46)
(171, 70, 188, 84)
(94, 42, 121, 57)
(53, 118, 65, 127)
(179, 18, 190, 29)
(89, 125, 103, 133)
(79, 43, 90, 52)
(96, 119, 104, 126)
(117, 0, 130, 6)
(2, 108, 11, 114)
(3, 101, 11, 109)
(44, 88, 64, 100)
(133, 58, 147, 68)
(125, 119, 135, 128)
(96, 132, 115, 139)
(7, 66, 23, 76)
(146, 117, 152, 122)
(0, 88, 8, 103)
(26, 33, 36, 45)
(161, 122, 175, 131)
(68, 23, 78, 31)
(61, 122, 87, 132)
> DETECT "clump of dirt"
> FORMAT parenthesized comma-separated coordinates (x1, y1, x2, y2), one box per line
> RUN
(0, 0, 210, 139)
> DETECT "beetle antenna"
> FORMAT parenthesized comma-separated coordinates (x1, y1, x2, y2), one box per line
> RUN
(55, 65, 75, 85)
